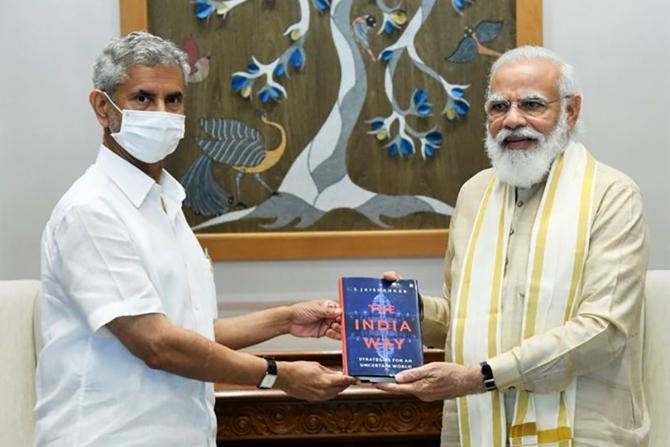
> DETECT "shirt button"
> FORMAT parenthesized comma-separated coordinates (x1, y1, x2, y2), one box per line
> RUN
(516, 200, 524, 207)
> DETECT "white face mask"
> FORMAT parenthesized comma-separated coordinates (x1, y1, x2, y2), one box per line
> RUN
(104, 92, 185, 164)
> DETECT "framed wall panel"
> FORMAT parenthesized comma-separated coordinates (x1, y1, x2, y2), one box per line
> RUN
(119, 0, 542, 260)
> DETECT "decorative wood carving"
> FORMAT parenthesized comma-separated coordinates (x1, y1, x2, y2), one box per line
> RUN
(215, 350, 445, 444)
(216, 397, 442, 441)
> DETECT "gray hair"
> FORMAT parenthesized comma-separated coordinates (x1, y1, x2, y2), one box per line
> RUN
(92, 31, 190, 96)
(487, 46, 580, 98)
(487, 46, 583, 136)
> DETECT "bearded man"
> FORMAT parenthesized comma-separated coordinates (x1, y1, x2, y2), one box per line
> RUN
(380, 46, 649, 446)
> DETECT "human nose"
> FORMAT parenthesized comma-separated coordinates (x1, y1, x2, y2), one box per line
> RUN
(153, 100, 168, 112)
(501, 102, 528, 129)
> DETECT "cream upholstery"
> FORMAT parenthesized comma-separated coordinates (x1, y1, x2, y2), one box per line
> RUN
(0, 280, 42, 447)
(644, 270, 670, 446)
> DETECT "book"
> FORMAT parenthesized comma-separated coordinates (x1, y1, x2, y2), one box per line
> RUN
(338, 277, 424, 382)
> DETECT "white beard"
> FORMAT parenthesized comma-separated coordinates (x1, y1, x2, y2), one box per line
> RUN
(485, 111, 571, 188)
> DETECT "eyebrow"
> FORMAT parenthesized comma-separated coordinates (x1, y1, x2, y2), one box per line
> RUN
(486, 92, 549, 102)
(135, 89, 184, 99)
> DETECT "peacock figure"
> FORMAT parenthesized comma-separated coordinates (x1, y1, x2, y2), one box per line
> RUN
(180, 115, 287, 216)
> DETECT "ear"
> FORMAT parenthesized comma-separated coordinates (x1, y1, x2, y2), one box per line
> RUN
(89, 89, 113, 129)
(566, 95, 582, 131)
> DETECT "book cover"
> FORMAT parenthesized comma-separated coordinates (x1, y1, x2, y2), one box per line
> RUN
(339, 277, 423, 382)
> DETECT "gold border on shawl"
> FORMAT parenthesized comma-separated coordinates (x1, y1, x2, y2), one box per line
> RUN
(558, 391, 571, 447)
(537, 427, 573, 443)
(563, 153, 596, 321)
(512, 154, 566, 430)
(454, 177, 497, 447)
(510, 422, 537, 438)
(488, 186, 509, 446)
(523, 154, 566, 340)
(509, 423, 572, 444)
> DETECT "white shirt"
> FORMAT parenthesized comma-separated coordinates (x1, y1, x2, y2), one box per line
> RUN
(35, 146, 218, 447)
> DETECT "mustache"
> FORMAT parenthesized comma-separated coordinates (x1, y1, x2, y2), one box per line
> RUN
(494, 127, 545, 145)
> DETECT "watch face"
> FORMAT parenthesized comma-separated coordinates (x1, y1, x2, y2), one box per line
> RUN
(259, 373, 277, 389)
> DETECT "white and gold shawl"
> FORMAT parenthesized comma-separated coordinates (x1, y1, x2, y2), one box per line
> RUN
(451, 141, 597, 447)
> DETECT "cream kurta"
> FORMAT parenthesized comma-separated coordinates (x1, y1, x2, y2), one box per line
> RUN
(422, 157, 649, 446)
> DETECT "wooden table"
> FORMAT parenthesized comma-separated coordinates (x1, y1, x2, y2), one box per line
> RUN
(215, 350, 444, 446)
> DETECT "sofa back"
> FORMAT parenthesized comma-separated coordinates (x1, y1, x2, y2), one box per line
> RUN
(0, 280, 41, 447)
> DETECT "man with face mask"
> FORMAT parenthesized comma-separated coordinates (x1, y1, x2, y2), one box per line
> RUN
(379, 47, 649, 446)
(34, 32, 356, 447)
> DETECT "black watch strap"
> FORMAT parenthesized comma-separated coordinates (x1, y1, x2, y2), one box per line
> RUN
(480, 361, 497, 391)
(257, 356, 278, 389)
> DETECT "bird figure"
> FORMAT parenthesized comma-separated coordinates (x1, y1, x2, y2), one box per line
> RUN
(352, 14, 377, 62)
(181, 115, 287, 214)
(182, 37, 210, 83)
(446, 20, 503, 64)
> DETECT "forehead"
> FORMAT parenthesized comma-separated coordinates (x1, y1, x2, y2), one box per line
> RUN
(116, 64, 184, 93)
(490, 59, 560, 99)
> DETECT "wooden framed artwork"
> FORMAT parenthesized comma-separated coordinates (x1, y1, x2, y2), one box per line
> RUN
(119, 0, 542, 261)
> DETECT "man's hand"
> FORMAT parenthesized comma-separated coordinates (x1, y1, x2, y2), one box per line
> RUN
(375, 362, 484, 401)
(275, 361, 357, 401)
(287, 300, 342, 339)
(383, 271, 401, 282)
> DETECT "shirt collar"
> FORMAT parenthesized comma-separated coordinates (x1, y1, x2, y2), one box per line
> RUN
(158, 170, 186, 220)
(95, 145, 185, 210)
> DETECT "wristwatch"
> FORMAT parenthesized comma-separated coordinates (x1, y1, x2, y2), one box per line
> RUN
(480, 361, 497, 392)
(257, 356, 278, 389)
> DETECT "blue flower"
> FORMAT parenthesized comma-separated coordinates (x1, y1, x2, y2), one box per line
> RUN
(380, 50, 395, 62)
(417, 104, 432, 117)
(446, 97, 470, 120)
(274, 63, 285, 77)
(387, 143, 398, 157)
(231, 75, 249, 91)
(269, 87, 282, 100)
(194, 0, 214, 19)
(313, 0, 330, 12)
(290, 48, 305, 69)
(370, 119, 384, 131)
(451, 87, 465, 98)
(247, 63, 260, 74)
(259, 89, 271, 103)
(383, 21, 395, 34)
(454, 98, 469, 116)
(424, 145, 436, 157)
(413, 89, 428, 106)
(400, 138, 414, 155)
(425, 131, 443, 146)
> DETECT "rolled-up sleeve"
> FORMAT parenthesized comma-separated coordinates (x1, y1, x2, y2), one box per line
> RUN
(488, 182, 648, 392)
(53, 204, 165, 333)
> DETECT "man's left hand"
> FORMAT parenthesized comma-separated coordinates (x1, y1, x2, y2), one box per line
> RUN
(375, 362, 484, 401)
(287, 300, 342, 339)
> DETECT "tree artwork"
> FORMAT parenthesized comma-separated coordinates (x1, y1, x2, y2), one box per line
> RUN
(149, 0, 515, 233)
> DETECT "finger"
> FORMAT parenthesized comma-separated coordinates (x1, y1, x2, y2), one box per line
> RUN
(324, 327, 341, 340)
(321, 305, 342, 319)
(382, 271, 401, 281)
(395, 366, 427, 383)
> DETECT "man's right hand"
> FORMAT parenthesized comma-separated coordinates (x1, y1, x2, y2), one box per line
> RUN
(275, 361, 357, 401)
(383, 271, 401, 282)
